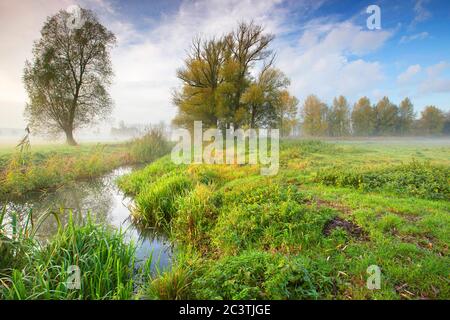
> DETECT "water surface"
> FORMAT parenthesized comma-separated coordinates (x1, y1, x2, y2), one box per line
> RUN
(2, 166, 173, 271)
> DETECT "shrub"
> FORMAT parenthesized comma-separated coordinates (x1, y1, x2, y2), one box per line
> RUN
(129, 126, 172, 163)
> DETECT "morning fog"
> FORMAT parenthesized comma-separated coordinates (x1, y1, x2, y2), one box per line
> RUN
(171, 121, 279, 176)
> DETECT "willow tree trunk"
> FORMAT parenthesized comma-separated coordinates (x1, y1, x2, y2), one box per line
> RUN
(65, 128, 77, 146)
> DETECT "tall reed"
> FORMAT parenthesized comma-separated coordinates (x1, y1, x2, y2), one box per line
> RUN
(0, 213, 137, 300)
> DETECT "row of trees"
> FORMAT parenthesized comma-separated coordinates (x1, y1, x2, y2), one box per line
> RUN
(301, 95, 450, 137)
(23, 8, 447, 144)
(173, 22, 449, 138)
(173, 22, 298, 137)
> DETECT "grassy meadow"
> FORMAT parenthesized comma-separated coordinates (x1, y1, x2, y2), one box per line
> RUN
(117, 139, 449, 300)
(0, 129, 171, 199)
(1, 138, 449, 300)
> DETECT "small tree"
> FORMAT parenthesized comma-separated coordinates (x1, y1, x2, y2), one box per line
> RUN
(351, 97, 375, 136)
(275, 90, 298, 137)
(398, 98, 415, 135)
(328, 95, 350, 137)
(301, 95, 328, 136)
(224, 21, 275, 129)
(374, 97, 399, 135)
(443, 111, 450, 136)
(419, 106, 445, 135)
(23, 8, 116, 145)
(173, 38, 225, 131)
(172, 22, 296, 133)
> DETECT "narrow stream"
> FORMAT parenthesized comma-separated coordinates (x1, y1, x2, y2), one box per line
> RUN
(1, 166, 173, 271)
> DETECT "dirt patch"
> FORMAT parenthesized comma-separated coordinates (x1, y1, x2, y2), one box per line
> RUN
(386, 207, 421, 222)
(311, 198, 353, 215)
(390, 230, 447, 255)
(394, 283, 439, 300)
(323, 216, 368, 240)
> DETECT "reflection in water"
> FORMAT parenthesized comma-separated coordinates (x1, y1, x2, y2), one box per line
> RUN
(1, 167, 173, 271)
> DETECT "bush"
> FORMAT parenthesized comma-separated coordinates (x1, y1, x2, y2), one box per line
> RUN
(129, 126, 172, 163)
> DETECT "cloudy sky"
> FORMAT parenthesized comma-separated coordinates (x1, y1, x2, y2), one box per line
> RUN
(1, 0, 450, 129)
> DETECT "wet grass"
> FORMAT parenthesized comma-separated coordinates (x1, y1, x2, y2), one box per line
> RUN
(315, 161, 450, 200)
(120, 139, 450, 300)
(2, 139, 449, 300)
(0, 129, 171, 200)
(0, 145, 132, 199)
(0, 213, 137, 300)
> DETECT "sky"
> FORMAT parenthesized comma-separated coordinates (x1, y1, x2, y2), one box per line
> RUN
(1, 0, 450, 129)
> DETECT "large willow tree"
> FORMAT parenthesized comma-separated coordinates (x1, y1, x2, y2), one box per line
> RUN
(24, 8, 116, 145)
(173, 21, 298, 135)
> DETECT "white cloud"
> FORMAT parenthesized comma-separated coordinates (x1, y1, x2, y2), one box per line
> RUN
(397, 64, 422, 84)
(107, 0, 295, 126)
(419, 61, 450, 94)
(399, 31, 429, 44)
(425, 61, 450, 77)
(413, 0, 432, 25)
(277, 21, 391, 104)
(394, 62, 450, 100)
(0, 0, 393, 129)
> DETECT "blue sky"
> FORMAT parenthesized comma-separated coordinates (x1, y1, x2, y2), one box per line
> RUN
(0, 0, 449, 128)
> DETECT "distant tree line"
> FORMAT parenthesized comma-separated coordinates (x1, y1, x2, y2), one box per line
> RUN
(110, 120, 141, 138)
(301, 95, 450, 137)
(172, 22, 448, 138)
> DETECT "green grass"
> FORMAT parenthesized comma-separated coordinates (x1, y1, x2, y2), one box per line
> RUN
(133, 173, 193, 227)
(0, 128, 171, 200)
(121, 139, 450, 300)
(116, 156, 182, 195)
(140, 251, 199, 300)
(2, 138, 449, 300)
(0, 144, 131, 199)
(0, 214, 137, 300)
(315, 160, 450, 200)
(191, 250, 322, 300)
